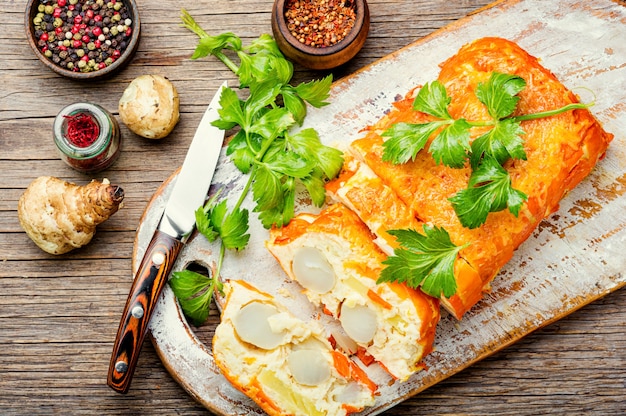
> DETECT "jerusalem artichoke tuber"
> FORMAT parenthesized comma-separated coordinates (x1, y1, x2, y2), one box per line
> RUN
(18, 176, 124, 255)
(118, 74, 180, 139)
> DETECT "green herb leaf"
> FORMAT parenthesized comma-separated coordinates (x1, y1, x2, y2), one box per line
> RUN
(256, 176, 296, 228)
(233, 34, 293, 87)
(449, 156, 528, 228)
(300, 171, 327, 207)
(413, 80, 452, 119)
(382, 121, 446, 164)
(285, 128, 343, 180)
(190, 32, 242, 60)
(236, 52, 261, 87)
(214, 86, 245, 130)
(248, 34, 293, 85)
(194, 191, 223, 243)
(263, 150, 312, 178)
(279, 76, 332, 125)
(169, 270, 215, 326)
(378, 226, 467, 298)
(248, 33, 283, 56)
(237, 49, 292, 88)
(245, 81, 283, 124)
(470, 118, 527, 168)
(195, 206, 219, 242)
(294, 75, 333, 108)
(476, 72, 526, 120)
(209, 200, 250, 250)
(248, 107, 295, 141)
(429, 118, 472, 168)
(225, 130, 258, 173)
(281, 88, 307, 125)
(251, 163, 285, 212)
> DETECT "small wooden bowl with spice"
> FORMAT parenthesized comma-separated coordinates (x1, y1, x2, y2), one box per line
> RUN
(272, 0, 370, 70)
(25, 0, 141, 80)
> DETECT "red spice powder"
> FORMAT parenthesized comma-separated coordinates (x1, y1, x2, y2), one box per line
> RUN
(63, 113, 100, 147)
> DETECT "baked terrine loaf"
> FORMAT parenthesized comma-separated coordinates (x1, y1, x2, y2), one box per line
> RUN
(326, 156, 484, 318)
(329, 37, 613, 318)
(266, 203, 440, 381)
(212, 279, 377, 416)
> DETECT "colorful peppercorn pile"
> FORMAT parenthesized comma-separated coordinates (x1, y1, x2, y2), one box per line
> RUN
(32, 0, 133, 73)
(284, 0, 356, 48)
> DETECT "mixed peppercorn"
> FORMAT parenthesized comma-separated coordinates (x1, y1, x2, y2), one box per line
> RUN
(284, 0, 356, 48)
(32, 0, 133, 73)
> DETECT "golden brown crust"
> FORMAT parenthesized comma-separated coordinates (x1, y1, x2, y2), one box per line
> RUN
(345, 37, 613, 317)
(326, 157, 484, 319)
(270, 203, 386, 264)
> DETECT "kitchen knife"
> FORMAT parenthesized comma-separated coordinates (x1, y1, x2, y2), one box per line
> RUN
(107, 82, 227, 394)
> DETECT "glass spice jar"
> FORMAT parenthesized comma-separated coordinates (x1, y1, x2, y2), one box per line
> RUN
(53, 102, 122, 173)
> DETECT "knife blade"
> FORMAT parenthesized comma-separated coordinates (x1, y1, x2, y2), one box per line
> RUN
(107, 82, 227, 394)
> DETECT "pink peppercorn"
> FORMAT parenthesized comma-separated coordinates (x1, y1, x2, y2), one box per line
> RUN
(99, 62, 106, 69)
(33, 0, 134, 73)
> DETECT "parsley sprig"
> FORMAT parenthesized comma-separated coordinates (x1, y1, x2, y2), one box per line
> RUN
(378, 226, 469, 298)
(380, 72, 591, 298)
(169, 269, 221, 327)
(382, 72, 590, 228)
(171, 11, 343, 325)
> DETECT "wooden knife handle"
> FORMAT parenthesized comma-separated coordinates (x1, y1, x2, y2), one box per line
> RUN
(107, 230, 183, 394)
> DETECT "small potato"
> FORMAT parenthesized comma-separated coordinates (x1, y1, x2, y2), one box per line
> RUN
(119, 74, 180, 139)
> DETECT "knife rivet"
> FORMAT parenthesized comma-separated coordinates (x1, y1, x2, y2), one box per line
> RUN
(131, 305, 144, 319)
(115, 360, 128, 373)
(152, 252, 165, 266)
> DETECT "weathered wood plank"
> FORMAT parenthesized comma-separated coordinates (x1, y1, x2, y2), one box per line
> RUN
(2, 0, 624, 415)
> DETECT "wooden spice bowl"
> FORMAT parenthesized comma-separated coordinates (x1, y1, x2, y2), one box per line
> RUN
(25, 0, 141, 80)
(271, 0, 370, 70)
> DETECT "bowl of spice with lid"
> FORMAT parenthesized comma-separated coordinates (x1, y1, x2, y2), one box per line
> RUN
(271, 0, 370, 70)
(25, 0, 141, 80)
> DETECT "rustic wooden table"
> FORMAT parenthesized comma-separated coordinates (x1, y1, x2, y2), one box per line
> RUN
(2, 0, 625, 414)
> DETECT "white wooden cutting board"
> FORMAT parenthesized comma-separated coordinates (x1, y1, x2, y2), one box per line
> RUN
(135, 0, 626, 414)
